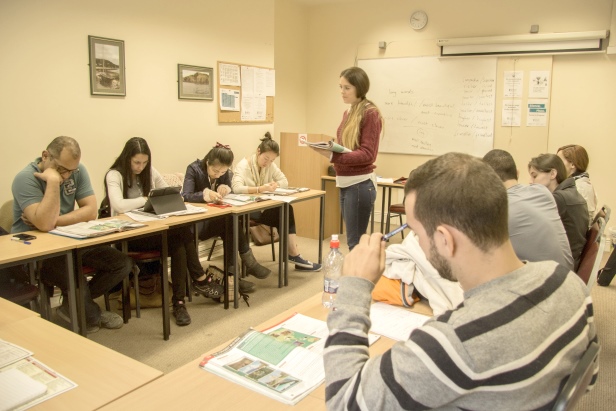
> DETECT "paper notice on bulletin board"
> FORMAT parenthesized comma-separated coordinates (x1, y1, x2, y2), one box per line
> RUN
(503, 71, 523, 98)
(502, 100, 521, 126)
(527, 100, 548, 126)
(528, 71, 550, 98)
(220, 88, 240, 111)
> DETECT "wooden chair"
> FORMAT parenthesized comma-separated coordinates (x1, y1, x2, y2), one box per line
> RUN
(551, 342, 600, 411)
(576, 217, 606, 290)
(385, 203, 406, 239)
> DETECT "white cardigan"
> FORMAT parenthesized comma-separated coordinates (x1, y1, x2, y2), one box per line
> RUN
(106, 167, 167, 216)
(231, 154, 288, 194)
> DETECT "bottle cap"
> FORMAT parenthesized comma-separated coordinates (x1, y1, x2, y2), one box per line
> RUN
(330, 234, 340, 248)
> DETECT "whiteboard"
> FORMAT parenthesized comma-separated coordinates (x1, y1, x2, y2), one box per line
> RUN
(359, 57, 497, 156)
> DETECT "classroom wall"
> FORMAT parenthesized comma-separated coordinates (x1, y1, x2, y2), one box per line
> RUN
(0, 0, 275, 206)
(303, 0, 616, 228)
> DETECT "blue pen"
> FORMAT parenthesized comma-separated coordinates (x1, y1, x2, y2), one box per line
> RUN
(382, 223, 409, 241)
(11, 238, 31, 245)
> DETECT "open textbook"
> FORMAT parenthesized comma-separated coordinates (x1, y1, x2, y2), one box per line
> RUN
(305, 140, 351, 153)
(49, 218, 146, 239)
(200, 313, 379, 405)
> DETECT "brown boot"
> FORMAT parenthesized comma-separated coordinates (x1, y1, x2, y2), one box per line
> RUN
(240, 249, 271, 279)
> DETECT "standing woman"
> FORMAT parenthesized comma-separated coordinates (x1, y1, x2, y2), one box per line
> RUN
(182, 142, 271, 289)
(232, 132, 321, 272)
(557, 144, 598, 225)
(105, 137, 222, 327)
(528, 153, 589, 271)
(312, 67, 383, 251)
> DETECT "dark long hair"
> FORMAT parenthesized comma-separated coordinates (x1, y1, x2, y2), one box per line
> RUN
(106, 137, 152, 197)
(201, 144, 234, 172)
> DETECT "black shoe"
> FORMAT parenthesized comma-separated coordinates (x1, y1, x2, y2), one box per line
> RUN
(239, 278, 256, 293)
(173, 302, 191, 326)
(597, 269, 615, 286)
(193, 278, 224, 299)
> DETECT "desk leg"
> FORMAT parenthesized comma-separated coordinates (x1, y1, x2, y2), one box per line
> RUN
(73, 251, 86, 336)
(281, 205, 287, 287)
(379, 186, 386, 233)
(232, 214, 239, 309)
(120, 242, 131, 323)
(319, 195, 324, 264)
(160, 231, 170, 340)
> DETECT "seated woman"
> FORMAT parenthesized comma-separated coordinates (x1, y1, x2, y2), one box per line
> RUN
(557, 144, 598, 225)
(528, 153, 589, 271)
(105, 137, 222, 327)
(181, 142, 270, 291)
(231, 132, 321, 272)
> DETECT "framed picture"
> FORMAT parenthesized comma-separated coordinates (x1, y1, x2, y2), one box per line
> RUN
(88, 35, 126, 96)
(178, 64, 213, 100)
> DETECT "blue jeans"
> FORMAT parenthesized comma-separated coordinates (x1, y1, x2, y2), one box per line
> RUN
(340, 179, 376, 251)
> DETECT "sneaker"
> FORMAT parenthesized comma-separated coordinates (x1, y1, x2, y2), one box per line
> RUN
(289, 254, 322, 272)
(173, 302, 191, 326)
(56, 299, 100, 334)
(100, 311, 124, 329)
(193, 278, 224, 299)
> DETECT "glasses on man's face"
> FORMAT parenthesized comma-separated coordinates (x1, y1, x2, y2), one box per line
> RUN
(51, 157, 80, 176)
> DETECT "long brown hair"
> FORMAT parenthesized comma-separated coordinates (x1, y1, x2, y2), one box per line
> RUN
(339, 67, 383, 150)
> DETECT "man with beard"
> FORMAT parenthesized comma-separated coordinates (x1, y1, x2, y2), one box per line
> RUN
(324, 152, 597, 410)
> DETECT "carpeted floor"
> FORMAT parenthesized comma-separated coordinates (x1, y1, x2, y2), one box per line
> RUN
(73, 233, 615, 409)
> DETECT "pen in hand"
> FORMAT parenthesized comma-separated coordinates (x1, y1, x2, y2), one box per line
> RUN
(382, 223, 409, 242)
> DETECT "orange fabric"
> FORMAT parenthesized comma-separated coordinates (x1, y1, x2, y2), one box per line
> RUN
(372, 276, 420, 307)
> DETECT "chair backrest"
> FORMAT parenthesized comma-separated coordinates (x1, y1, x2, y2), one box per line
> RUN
(0, 199, 13, 233)
(576, 217, 606, 286)
(551, 341, 600, 411)
(591, 204, 610, 226)
(161, 172, 185, 188)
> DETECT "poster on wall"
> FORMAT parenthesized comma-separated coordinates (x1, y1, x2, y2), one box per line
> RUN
(528, 71, 550, 98)
(502, 100, 521, 126)
(503, 71, 523, 98)
(527, 100, 548, 126)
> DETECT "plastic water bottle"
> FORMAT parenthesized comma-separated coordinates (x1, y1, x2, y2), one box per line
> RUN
(322, 235, 344, 308)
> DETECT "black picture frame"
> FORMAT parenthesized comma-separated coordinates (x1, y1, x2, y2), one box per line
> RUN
(178, 64, 213, 100)
(88, 35, 126, 96)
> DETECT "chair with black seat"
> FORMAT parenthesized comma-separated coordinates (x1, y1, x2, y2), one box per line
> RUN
(551, 341, 600, 411)
(576, 216, 606, 290)
(385, 204, 406, 239)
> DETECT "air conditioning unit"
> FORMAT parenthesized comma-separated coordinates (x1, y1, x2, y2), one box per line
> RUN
(437, 30, 609, 57)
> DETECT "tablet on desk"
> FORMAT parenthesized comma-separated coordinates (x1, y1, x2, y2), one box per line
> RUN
(142, 186, 187, 215)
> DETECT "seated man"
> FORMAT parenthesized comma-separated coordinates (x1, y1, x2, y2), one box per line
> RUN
(12, 136, 133, 333)
(483, 149, 574, 270)
(324, 152, 597, 410)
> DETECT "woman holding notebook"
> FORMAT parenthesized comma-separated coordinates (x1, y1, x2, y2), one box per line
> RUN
(310, 67, 383, 251)
(105, 137, 222, 326)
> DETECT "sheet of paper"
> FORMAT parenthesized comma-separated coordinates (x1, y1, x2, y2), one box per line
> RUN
(369, 302, 430, 341)
(0, 368, 47, 411)
(528, 70, 550, 98)
(220, 88, 240, 111)
(219, 63, 241, 86)
(502, 100, 521, 126)
(503, 71, 523, 98)
(527, 100, 548, 127)
(0, 340, 33, 369)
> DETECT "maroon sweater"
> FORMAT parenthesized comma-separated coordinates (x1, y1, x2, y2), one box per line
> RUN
(332, 107, 382, 176)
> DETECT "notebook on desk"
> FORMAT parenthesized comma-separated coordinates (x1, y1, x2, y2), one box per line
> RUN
(142, 186, 187, 215)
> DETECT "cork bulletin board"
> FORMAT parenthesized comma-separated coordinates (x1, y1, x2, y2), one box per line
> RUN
(217, 61, 274, 124)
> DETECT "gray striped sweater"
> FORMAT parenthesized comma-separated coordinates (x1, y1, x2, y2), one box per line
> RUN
(324, 261, 598, 410)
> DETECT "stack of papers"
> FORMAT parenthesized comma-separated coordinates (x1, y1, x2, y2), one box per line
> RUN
(369, 302, 430, 341)
(0, 339, 76, 410)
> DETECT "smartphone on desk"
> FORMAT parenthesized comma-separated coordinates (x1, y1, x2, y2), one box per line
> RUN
(11, 233, 37, 241)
